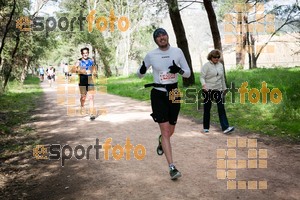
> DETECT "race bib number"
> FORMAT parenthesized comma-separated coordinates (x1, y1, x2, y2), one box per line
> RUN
(159, 71, 176, 84)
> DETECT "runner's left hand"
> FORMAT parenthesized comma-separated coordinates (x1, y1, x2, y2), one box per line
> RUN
(169, 60, 184, 75)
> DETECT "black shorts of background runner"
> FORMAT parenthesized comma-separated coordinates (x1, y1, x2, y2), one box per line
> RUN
(150, 88, 180, 125)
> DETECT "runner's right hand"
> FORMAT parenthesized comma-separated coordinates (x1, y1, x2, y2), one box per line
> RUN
(139, 61, 146, 74)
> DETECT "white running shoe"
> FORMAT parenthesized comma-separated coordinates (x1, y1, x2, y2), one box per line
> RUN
(223, 127, 234, 134)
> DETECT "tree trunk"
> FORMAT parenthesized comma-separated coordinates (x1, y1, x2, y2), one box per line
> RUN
(245, 32, 252, 69)
(236, 11, 244, 67)
(3, 63, 13, 91)
(250, 35, 257, 68)
(203, 0, 222, 50)
(244, 15, 255, 69)
(92, 46, 96, 67)
(0, 60, 8, 93)
(3, 32, 20, 90)
(122, 33, 130, 76)
(0, 0, 17, 67)
(165, 0, 195, 87)
(203, 0, 227, 83)
(20, 57, 31, 84)
(122, 0, 131, 76)
(97, 48, 112, 77)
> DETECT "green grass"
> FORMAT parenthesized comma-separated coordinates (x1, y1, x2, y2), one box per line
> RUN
(224, 68, 300, 140)
(0, 76, 43, 157)
(107, 67, 300, 142)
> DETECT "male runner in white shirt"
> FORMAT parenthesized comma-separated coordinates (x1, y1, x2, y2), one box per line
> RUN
(137, 28, 191, 180)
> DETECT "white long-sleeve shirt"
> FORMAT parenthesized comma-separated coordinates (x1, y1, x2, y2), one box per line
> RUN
(137, 46, 191, 92)
(200, 61, 226, 91)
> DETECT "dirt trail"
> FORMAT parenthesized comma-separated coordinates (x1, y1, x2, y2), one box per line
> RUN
(1, 80, 300, 200)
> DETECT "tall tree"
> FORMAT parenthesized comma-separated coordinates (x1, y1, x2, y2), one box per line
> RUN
(59, 0, 153, 76)
(2, 31, 20, 90)
(219, 0, 300, 69)
(0, 0, 16, 67)
(58, 0, 113, 77)
(0, 0, 29, 92)
(165, 0, 195, 87)
(252, 2, 300, 68)
(0, 0, 58, 92)
(203, 0, 227, 82)
(218, 0, 245, 68)
(203, 0, 222, 50)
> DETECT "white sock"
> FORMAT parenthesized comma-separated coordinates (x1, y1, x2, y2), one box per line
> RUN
(169, 163, 175, 169)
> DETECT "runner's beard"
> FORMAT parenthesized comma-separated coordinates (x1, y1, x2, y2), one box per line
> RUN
(158, 40, 169, 49)
(159, 44, 168, 48)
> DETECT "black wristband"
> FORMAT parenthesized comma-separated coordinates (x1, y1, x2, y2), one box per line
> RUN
(179, 69, 184, 75)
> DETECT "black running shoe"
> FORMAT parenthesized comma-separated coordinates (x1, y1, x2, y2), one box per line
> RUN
(156, 135, 164, 156)
(169, 166, 182, 180)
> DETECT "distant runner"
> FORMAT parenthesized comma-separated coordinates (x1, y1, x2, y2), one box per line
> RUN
(46, 66, 55, 87)
(38, 66, 44, 82)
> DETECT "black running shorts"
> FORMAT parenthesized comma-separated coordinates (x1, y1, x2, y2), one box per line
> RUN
(150, 88, 180, 125)
(79, 74, 94, 95)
